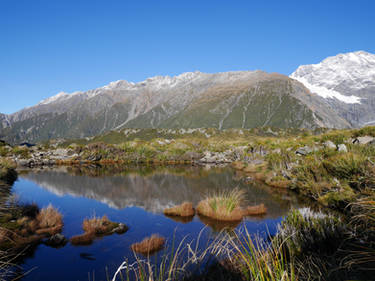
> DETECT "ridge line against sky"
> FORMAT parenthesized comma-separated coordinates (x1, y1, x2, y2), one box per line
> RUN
(0, 0, 374, 114)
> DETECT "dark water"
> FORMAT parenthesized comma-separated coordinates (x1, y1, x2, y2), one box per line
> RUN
(10, 165, 301, 281)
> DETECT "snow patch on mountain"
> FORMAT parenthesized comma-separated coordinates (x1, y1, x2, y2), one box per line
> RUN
(290, 50, 375, 104)
(291, 76, 362, 104)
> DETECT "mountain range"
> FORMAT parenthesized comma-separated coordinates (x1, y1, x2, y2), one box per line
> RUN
(1, 51, 374, 144)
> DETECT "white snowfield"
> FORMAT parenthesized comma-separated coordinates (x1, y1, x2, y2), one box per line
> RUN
(291, 76, 362, 104)
(290, 50, 375, 104)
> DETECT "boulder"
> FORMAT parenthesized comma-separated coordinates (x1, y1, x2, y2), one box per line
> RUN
(44, 233, 67, 247)
(323, 140, 336, 149)
(112, 223, 128, 234)
(181, 151, 203, 161)
(337, 144, 348, 153)
(353, 136, 375, 145)
(295, 146, 313, 156)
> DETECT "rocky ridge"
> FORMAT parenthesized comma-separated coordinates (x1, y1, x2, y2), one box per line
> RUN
(1, 71, 350, 144)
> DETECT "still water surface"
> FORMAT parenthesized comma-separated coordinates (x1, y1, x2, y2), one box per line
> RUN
(11, 165, 301, 281)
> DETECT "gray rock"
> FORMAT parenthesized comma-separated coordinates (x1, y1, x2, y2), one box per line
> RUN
(112, 223, 128, 234)
(53, 148, 69, 156)
(181, 151, 203, 161)
(295, 146, 313, 156)
(353, 136, 375, 145)
(323, 140, 336, 149)
(87, 154, 102, 161)
(45, 233, 67, 247)
(16, 159, 30, 166)
(337, 144, 348, 153)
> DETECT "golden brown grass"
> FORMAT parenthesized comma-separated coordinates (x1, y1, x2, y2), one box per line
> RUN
(82, 215, 118, 234)
(36, 204, 63, 234)
(131, 234, 165, 255)
(69, 215, 121, 246)
(163, 202, 195, 217)
(243, 203, 267, 216)
(36, 204, 63, 229)
(196, 188, 245, 221)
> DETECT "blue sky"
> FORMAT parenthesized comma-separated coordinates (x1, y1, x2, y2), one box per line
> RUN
(0, 0, 374, 114)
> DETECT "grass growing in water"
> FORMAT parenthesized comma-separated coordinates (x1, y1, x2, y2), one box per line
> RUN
(70, 215, 125, 246)
(163, 202, 195, 217)
(196, 188, 245, 221)
(215, 229, 297, 281)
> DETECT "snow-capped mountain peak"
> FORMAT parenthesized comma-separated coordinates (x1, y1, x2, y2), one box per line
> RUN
(290, 51, 375, 104)
(291, 50, 375, 127)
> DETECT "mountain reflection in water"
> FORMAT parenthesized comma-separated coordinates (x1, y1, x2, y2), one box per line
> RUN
(9, 165, 305, 281)
(19, 165, 297, 219)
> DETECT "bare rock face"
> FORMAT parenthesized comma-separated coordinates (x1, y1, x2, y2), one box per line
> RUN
(291, 51, 375, 128)
(1, 70, 353, 144)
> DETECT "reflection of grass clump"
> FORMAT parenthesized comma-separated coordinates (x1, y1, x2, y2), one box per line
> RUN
(131, 234, 165, 255)
(244, 203, 267, 216)
(197, 188, 245, 221)
(70, 232, 95, 246)
(163, 202, 195, 217)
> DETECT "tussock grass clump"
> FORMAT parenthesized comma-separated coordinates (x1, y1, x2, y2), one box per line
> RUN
(196, 188, 245, 221)
(0, 159, 17, 186)
(36, 204, 63, 231)
(70, 215, 125, 246)
(349, 197, 375, 232)
(276, 208, 345, 256)
(163, 202, 195, 217)
(131, 234, 165, 255)
(112, 231, 214, 281)
(0, 202, 64, 252)
(22, 204, 64, 236)
(82, 215, 118, 234)
(244, 203, 267, 216)
(323, 152, 375, 190)
(323, 152, 368, 180)
(214, 228, 297, 281)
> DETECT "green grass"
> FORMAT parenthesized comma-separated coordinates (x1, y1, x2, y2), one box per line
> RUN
(196, 188, 246, 221)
